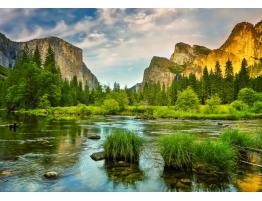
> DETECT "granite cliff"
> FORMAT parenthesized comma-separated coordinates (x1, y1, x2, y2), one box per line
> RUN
(0, 33, 99, 88)
(141, 20, 262, 88)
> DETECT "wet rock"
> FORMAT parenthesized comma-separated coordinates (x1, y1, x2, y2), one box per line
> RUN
(44, 171, 58, 179)
(0, 170, 15, 177)
(117, 161, 130, 167)
(217, 122, 223, 126)
(180, 178, 191, 185)
(87, 134, 101, 140)
(90, 151, 105, 161)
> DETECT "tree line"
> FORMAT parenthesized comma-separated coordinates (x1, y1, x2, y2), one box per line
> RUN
(141, 58, 262, 106)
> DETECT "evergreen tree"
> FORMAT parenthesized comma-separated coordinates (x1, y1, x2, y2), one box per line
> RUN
(238, 58, 250, 89)
(33, 46, 42, 68)
(213, 61, 223, 99)
(224, 59, 234, 103)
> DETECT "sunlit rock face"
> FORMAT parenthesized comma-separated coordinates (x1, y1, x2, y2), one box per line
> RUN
(141, 20, 262, 87)
(170, 42, 211, 66)
(0, 33, 99, 88)
(191, 21, 262, 77)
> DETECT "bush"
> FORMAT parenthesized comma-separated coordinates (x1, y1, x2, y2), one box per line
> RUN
(193, 140, 236, 173)
(160, 134, 195, 169)
(106, 91, 129, 110)
(102, 99, 120, 114)
(229, 100, 249, 112)
(175, 87, 200, 112)
(238, 88, 257, 106)
(103, 129, 143, 163)
(220, 129, 254, 148)
(38, 94, 50, 109)
(205, 94, 221, 113)
(251, 101, 262, 113)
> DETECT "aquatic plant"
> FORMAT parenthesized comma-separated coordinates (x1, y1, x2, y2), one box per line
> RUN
(220, 129, 254, 148)
(103, 129, 144, 163)
(193, 140, 237, 174)
(160, 134, 195, 169)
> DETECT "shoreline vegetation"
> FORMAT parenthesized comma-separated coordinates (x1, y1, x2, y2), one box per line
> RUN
(17, 104, 262, 120)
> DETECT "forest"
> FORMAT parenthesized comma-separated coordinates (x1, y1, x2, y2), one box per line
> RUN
(0, 47, 262, 117)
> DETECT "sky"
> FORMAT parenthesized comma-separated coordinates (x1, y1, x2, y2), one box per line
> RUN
(0, 8, 261, 87)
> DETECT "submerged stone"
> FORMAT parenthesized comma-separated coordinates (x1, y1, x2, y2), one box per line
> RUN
(87, 134, 101, 140)
(44, 171, 58, 179)
(90, 151, 105, 161)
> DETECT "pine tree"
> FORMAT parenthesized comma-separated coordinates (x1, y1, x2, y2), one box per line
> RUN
(201, 66, 210, 103)
(213, 61, 223, 99)
(224, 59, 234, 103)
(238, 58, 250, 89)
(33, 46, 42, 68)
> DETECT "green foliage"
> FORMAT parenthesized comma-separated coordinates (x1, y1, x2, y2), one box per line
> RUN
(160, 134, 195, 169)
(106, 90, 129, 110)
(220, 129, 254, 148)
(175, 87, 199, 111)
(254, 131, 262, 149)
(193, 140, 236, 173)
(102, 99, 120, 114)
(238, 88, 257, 106)
(38, 94, 51, 109)
(224, 60, 234, 103)
(205, 94, 221, 113)
(251, 101, 262, 113)
(229, 100, 249, 113)
(103, 129, 143, 163)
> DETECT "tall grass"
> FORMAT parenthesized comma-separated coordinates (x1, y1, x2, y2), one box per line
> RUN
(254, 130, 262, 149)
(103, 129, 144, 163)
(159, 134, 195, 169)
(220, 129, 254, 148)
(193, 140, 237, 173)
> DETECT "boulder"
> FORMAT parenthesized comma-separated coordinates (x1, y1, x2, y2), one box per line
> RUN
(90, 151, 105, 161)
(44, 171, 58, 179)
(87, 134, 101, 140)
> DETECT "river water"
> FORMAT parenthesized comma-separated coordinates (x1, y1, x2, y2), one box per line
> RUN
(0, 114, 261, 192)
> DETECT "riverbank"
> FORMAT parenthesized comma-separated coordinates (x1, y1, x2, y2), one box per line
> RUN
(17, 104, 262, 120)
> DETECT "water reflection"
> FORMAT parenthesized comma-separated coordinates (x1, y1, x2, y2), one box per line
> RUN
(104, 161, 144, 186)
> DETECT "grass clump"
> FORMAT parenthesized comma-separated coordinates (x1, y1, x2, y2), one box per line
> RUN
(103, 129, 143, 163)
(159, 134, 195, 169)
(220, 129, 254, 148)
(193, 140, 237, 173)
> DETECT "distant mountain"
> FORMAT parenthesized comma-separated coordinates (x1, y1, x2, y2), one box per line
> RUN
(0, 33, 99, 88)
(142, 20, 262, 87)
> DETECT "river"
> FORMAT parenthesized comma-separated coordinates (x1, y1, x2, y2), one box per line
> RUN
(0, 113, 262, 192)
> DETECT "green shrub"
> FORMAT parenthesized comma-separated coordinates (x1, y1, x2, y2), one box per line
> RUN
(38, 94, 50, 109)
(252, 101, 262, 113)
(102, 99, 120, 114)
(106, 91, 129, 110)
(175, 87, 200, 112)
(103, 129, 143, 163)
(193, 140, 236, 173)
(205, 94, 221, 113)
(229, 100, 249, 112)
(160, 134, 195, 169)
(238, 88, 257, 106)
(220, 129, 254, 148)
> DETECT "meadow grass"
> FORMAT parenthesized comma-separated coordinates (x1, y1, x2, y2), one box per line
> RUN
(103, 129, 144, 163)
(159, 134, 195, 169)
(254, 130, 262, 149)
(193, 140, 237, 173)
(19, 104, 262, 120)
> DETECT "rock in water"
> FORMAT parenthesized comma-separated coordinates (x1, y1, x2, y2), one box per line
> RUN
(90, 151, 105, 161)
(44, 171, 58, 179)
(87, 134, 101, 140)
